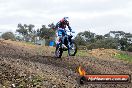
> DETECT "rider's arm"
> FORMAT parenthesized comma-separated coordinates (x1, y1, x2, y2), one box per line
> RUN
(66, 21, 72, 31)
(55, 21, 60, 29)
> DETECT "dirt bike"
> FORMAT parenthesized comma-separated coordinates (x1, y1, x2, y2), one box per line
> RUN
(55, 30, 77, 58)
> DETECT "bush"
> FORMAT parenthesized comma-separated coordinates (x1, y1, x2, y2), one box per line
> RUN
(86, 38, 118, 50)
(127, 45, 132, 52)
(78, 46, 87, 50)
(2, 32, 16, 41)
(74, 36, 86, 46)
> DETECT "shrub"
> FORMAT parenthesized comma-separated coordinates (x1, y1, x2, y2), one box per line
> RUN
(127, 45, 132, 52)
(86, 38, 118, 50)
(2, 32, 16, 41)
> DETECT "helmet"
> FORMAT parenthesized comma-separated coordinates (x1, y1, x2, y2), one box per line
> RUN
(60, 17, 69, 22)
(63, 17, 69, 22)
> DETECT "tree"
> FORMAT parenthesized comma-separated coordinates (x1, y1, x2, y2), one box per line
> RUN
(104, 31, 132, 51)
(95, 35, 104, 40)
(75, 30, 132, 51)
(16, 24, 28, 36)
(2, 32, 16, 41)
(75, 31, 96, 44)
(36, 25, 56, 45)
(86, 38, 118, 50)
(119, 38, 128, 51)
(104, 33, 110, 38)
(74, 35, 86, 46)
(82, 31, 95, 42)
(37, 25, 55, 39)
(127, 45, 132, 52)
(16, 23, 35, 42)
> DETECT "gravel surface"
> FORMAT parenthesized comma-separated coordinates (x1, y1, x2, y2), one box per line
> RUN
(0, 40, 132, 88)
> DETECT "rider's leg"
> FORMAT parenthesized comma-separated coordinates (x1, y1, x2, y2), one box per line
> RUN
(57, 36, 67, 48)
(57, 28, 67, 48)
(56, 29, 63, 47)
(56, 28, 62, 44)
(61, 30, 68, 48)
(57, 28, 65, 44)
(61, 30, 66, 44)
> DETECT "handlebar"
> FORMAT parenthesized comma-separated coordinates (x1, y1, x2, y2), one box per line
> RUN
(65, 30, 75, 38)
(66, 30, 75, 33)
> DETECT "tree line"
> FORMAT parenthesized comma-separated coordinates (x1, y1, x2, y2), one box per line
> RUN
(74, 31, 132, 52)
(1, 23, 132, 52)
(16, 23, 56, 42)
(1, 23, 56, 45)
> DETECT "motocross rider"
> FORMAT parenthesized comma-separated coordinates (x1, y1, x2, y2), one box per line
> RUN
(55, 17, 72, 48)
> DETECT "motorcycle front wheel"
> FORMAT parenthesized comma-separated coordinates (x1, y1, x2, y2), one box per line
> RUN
(55, 44, 63, 58)
(68, 41, 77, 56)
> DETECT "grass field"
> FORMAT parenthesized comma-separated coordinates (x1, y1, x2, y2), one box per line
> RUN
(114, 53, 132, 62)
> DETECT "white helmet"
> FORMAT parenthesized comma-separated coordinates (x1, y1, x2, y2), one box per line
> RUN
(63, 17, 69, 22)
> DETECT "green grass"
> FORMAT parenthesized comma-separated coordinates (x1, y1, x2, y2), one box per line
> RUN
(76, 50, 90, 57)
(114, 53, 132, 62)
(25, 42, 35, 45)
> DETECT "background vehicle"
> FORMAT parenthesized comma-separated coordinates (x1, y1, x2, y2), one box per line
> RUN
(55, 30, 77, 58)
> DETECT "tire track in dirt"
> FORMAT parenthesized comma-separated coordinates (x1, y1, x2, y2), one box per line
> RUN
(1, 53, 132, 88)
(0, 56, 79, 87)
(0, 41, 81, 87)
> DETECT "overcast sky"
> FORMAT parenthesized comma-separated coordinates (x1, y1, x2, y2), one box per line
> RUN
(0, 0, 132, 35)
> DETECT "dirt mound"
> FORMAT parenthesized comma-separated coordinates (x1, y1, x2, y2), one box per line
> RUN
(89, 48, 119, 59)
(0, 40, 55, 56)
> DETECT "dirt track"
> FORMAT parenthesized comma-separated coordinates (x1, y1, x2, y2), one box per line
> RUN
(0, 40, 132, 88)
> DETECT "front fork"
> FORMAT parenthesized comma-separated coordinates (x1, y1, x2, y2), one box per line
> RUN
(56, 36, 72, 50)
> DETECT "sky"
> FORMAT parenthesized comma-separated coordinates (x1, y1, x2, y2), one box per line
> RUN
(0, 0, 132, 35)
